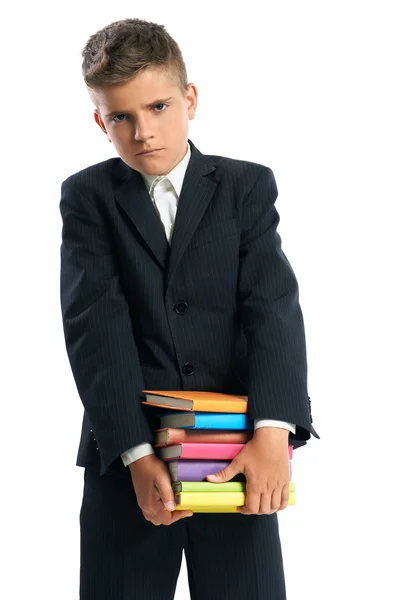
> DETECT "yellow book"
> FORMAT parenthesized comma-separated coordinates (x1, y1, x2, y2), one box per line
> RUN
(180, 506, 242, 513)
(178, 491, 246, 507)
(175, 489, 295, 512)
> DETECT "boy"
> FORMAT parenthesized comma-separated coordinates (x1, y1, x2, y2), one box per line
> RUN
(60, 17, 319, 600)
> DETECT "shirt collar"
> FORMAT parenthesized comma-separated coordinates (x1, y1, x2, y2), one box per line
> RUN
(140, 141, 191, 197)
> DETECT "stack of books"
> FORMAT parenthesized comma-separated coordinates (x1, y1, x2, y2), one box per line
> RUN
(142, 390, 295, 513)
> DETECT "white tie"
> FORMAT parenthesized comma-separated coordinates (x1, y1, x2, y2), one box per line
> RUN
(149, 176, 176, 244)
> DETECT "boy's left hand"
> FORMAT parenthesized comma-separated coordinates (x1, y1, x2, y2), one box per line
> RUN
(206, 427, 291, 515)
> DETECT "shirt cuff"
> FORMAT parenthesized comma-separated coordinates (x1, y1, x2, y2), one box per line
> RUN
(121, 443, 155, 467)
(254, 419, 296, 435)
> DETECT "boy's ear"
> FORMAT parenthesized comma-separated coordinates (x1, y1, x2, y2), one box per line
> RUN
(186, 83, 198, 120)
(93, 111, 108, 137)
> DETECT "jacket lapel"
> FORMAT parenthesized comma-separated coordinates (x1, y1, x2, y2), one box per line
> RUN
(166, 140, 218, 289)
(113, 160, 169, 270)
(112, 140, 218, 279)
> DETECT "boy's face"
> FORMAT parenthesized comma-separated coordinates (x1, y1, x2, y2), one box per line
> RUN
(90, 67, 197, 175)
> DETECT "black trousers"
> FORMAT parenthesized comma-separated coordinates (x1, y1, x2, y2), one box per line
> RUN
(80, 465, 287, 599)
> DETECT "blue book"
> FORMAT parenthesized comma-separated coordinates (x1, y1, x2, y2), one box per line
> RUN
(159, 411, 253, 430)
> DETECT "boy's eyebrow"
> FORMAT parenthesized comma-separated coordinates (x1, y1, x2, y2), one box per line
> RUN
(105, 97, 174, 118)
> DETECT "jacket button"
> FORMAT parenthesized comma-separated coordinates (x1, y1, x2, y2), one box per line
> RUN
(174, 302, 188, 315)
(182, 362, 194, 376)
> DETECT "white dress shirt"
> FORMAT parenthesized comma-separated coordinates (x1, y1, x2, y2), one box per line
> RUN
(120, 142, 296, 467)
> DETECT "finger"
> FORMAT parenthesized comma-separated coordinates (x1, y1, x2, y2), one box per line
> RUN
(142, 510, 161, 526)
(154, 474, 176, 511)
(159, 510, 194, 526)
(206, 462, 239, 483)
(237, 491, 261, 515)
(169, 510, 194, 524)
(142, 496, 174, 525)
(260, 488, 280, 514)
(278, 483, 290, 512)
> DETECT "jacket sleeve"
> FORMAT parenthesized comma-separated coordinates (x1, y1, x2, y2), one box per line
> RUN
(237, 166, 319, 444)
(59, 180, 153, 474)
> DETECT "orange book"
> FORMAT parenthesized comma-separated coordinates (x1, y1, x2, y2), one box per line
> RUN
(153, 428, 253, 447)
(142, 390, 248, 413)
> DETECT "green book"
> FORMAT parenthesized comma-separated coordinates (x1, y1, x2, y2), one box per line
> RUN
(173, 481, 245, 493)
(172, 481, 295, 493)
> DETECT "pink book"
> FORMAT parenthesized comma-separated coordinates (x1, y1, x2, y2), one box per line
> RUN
(157, 442, 244, 461)
(158, 442, 294, 462)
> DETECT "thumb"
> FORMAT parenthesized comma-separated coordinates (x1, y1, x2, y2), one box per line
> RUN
(154, 474, 176, 511)
(206, 462, 238, 483)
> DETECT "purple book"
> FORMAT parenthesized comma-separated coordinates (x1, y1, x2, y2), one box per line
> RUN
(168, 460, 230, 483)
(167, 460, 292, 483)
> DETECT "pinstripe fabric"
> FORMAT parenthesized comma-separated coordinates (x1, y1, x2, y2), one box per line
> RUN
(184, 507, 286, 599)
(60, 138, 319, 598)
(80, 467, 185, 600)
(81, 464, 286, 600)
(59, 138, 318, 476)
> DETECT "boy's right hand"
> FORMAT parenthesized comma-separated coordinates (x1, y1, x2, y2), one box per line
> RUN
(128, 454, 194, 526)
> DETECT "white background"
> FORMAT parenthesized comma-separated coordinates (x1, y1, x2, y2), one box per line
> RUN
(1, 1, 399, 598)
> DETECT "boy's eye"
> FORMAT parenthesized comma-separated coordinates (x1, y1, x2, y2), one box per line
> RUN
(111, 103, 167, 123)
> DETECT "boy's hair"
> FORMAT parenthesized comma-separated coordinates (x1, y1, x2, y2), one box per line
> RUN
(81, 18, 188, 96)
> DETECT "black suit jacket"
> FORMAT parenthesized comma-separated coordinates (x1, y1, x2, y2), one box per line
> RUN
(60, 139, 319, 475)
